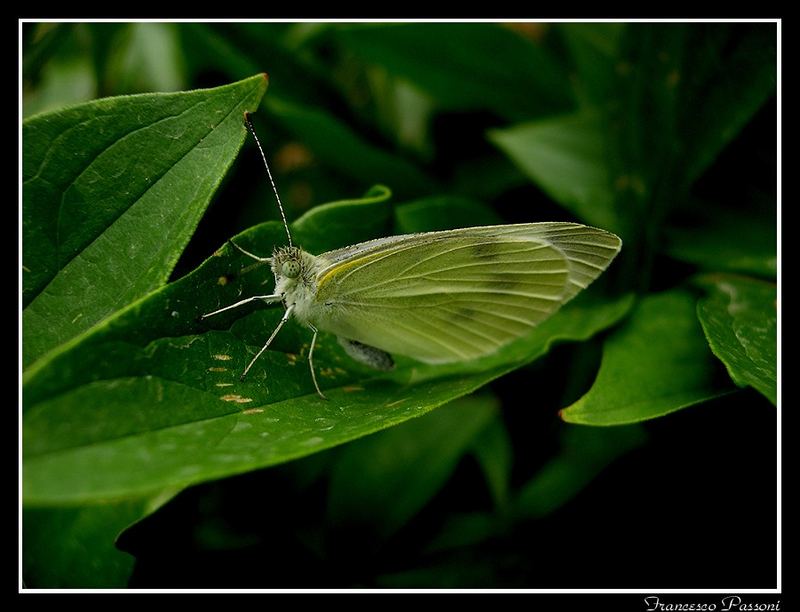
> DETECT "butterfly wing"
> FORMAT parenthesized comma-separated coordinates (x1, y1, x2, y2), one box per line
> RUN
(310, 223, 621, 363)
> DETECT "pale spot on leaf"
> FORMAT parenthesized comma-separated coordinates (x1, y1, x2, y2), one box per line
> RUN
(220, 394, 254, 404)
(242, 407, 265, 415)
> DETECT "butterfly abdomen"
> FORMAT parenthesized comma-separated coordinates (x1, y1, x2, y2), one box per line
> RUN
(338, 338, 395, 371)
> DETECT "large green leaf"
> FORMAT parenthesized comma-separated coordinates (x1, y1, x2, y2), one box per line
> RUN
(664, 202, 777, 279)
(23, 490, 177, 588)
(326, 395, 498, 545)
(488, 112, 621, 234)
(561, 290, 732, 425)
(22, 74, 268, 369)
(23, 194, 632, 505)
(336, 23, 574, 121)
(696, 275, 777, 405)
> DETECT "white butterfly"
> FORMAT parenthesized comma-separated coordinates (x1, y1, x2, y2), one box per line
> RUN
(202, 114, 622, 399)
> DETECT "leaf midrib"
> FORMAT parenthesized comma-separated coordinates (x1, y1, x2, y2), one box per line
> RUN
(24, 373, 243, 460)
(24, 78, 263, 311)
(48, 98, 241, 297)
(23, 336, 522, 460)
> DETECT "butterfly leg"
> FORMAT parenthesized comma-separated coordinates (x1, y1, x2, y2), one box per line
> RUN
(241, 304, 295, 380)
(228, 239, 272, 263)
(308, 325, 327, 400)
(201, 294, 281, 320)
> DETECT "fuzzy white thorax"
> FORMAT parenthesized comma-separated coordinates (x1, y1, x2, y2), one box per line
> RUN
(270, 246, 323, 325)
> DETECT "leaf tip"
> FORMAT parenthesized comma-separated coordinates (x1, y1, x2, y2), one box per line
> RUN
(558, 406, 581, 424)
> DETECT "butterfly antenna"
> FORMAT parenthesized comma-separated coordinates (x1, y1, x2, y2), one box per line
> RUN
(244, 111, 293, 248)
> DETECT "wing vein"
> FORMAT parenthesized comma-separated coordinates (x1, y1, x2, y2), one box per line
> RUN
(436, 306, 533, 335)
(357, 286, 565, 300)
(398, 240, 551, 276)
(389, 313, 482, 359)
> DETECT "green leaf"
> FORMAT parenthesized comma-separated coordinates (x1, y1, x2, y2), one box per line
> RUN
(424, 423, 645, 556)
(22, 74, 268, 369)
(97, 23, 187, 95)
(568, 24, 776, 291)
(677, 24, 776, 184)
(23, 23, 76, 88)
(664, 202, 777, 279)
(561, 290, 732, 425)
(393, 195, 502, 233)
(291, 184, 393, 252)
(23, 490, 177, 587)
(696, 275, 777, 405)
(178, 23, 261, 84)
(607, 23, 776, 205)
(23, 194, 632, 505)
(451, 155, 529, 202)
(488, 112, 621, 233)
(24, 24, 109, 118)
(425, 422, 646, 554)
(423, 512, 500, 555)
(366, 73, 436, 159)
(336, 23, 574, 120)
(178, 23, 340, 107)
(604, 24, 692, 230)
(326, 395, 498, 544)
(558, 23, 625, 106)
(469, 416, 513, 511)
(264, 96, 436, 198)
(514, 424, 646, 517)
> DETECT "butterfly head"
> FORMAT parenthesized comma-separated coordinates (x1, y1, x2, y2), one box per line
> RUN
(271, 246, 320, 322)
(272, 245, 316, 286)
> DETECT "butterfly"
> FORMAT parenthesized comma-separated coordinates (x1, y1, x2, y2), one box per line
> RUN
(202, 113, 622, 399)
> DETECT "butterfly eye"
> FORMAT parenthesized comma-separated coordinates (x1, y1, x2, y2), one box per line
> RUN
(281, 260, 301, 278)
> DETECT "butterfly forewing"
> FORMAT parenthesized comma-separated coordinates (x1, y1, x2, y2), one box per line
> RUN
(310, 223, 621, 364)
